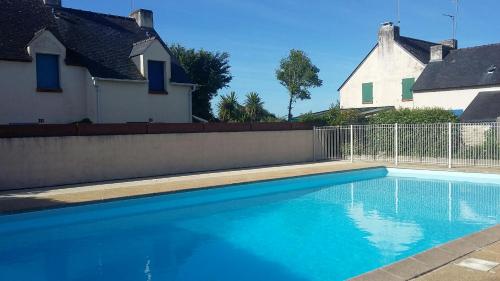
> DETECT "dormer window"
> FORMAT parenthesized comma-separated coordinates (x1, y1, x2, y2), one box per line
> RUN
(148, 60, 166, 93)
(488, 65, 497, 74)
(36, 54, 61, 92)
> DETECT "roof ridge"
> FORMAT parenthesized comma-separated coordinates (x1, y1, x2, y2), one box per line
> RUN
(133, 36, 156, 46)
(398, 36, 438, 45)
(56, 7, 135, 21)
(455, 42, 500, 51)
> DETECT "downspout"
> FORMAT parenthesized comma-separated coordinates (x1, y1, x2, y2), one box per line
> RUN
(92, 77, 100, 123)
(189, 85, 195, 122)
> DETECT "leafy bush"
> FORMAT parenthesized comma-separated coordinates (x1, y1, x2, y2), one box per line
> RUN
(260, 113, 287, 123)
(298, 112, 330, 126)
(369, 108, 458, 124)
(298, 104, 366, 126)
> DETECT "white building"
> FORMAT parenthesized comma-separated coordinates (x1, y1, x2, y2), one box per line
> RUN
(0, 0, 196, 124)
(339, 22, 500, 117)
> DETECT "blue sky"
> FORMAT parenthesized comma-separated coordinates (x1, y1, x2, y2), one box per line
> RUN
(65, 0, 500, 118)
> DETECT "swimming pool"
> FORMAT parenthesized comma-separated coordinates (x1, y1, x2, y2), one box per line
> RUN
(0, 168, 498, 281)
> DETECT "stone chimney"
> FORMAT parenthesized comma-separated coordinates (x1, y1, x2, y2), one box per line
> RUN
(440, 39, 458, 49)
(430, 40, 457, 62)
(378, 22, 400, 46)
(130, 9, 154, 28)
(43, 0, 61, 7)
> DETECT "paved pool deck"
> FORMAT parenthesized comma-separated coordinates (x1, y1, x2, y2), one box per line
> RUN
(0, 161, 499, 281)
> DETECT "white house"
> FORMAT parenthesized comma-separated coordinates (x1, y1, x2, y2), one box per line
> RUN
(339, 22, 500, 119)
(0, 0, 196, 124)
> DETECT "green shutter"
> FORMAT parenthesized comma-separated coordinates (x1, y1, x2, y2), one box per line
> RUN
(362, 83, 373, 104)
(402, 78, 415, 101)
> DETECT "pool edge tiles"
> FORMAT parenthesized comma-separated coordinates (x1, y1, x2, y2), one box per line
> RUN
(348, 224, 500, 281)
(0, 163, 383, 214)
(0, 167, 389, 233)
(387, 168, 500, 185)
(1, 166, 499, 231)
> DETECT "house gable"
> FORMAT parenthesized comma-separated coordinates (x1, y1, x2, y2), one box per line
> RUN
(131, 39, 172, 81)
(27, 29, 66, 59)
(339, 38, 433, 92)
(338, 44, 378, 92)
(339, 41, 426, 109)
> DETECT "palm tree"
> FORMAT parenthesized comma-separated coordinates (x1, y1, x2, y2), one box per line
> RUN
(244, 92, 264, 122)
(217, 92, 242, 122)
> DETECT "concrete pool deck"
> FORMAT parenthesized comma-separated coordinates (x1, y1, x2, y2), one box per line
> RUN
(0, 161, 499, 281)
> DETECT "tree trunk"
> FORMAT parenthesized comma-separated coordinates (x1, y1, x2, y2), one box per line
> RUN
(287, 95, 293, 122)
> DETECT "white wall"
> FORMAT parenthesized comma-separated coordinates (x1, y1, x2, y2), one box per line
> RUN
(0, 33, 193, 124)
(340, 43, 425, 109)
(94, 80, 192, 123)
(413, 86, 500, 111)
(0, 130, 314, 190)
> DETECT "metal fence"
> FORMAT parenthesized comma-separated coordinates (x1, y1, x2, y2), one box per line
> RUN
(313, 122, 500, 168)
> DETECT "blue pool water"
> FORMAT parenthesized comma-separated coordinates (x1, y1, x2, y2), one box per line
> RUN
(0, 168, 498, 281)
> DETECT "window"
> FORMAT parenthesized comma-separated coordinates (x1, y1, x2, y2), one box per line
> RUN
(402, 78, 415, 101)
(362, 82, 373, 104)
(148, 60, 165, 93)
(36, 54, 60, 91)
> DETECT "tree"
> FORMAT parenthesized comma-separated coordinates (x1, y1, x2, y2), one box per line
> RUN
(276, 49, 323, 121)
(217, 92, 242, 122)
(243, 92, 265, 122)
(170, 44, 232, 121)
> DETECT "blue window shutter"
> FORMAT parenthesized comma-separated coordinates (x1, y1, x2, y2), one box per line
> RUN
(148, 61, 165, 92)
(36, 54, 60, 90)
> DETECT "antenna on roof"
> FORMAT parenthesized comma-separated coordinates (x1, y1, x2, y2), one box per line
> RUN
(396, 0, 401, 26)
(443, 0, 460, 40)
(454, 0, 460, 39)
(443, 13, 455, 39)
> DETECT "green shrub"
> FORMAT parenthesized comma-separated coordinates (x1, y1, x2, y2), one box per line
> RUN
(298, 104, 366, 126)
(369, 108, 458, 124)
(298, 112, 329, 126)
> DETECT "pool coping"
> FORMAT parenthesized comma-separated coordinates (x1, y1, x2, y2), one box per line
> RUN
(349, 224, 500, 281)
(0, 162, 382, 214)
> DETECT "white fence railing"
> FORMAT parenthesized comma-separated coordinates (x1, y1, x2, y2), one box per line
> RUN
(313, 122, 500, 168)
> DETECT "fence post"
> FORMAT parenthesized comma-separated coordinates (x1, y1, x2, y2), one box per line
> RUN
(448, 122, 452, 169)
(313, 126, 316, 162)
(394, 123, 398, 166)
(350, 125, 354, 163)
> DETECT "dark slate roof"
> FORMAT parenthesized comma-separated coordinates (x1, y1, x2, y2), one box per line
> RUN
(338, 36, 437, 91)
(413, 44, 500, 92)
(0, 0, 192, 83)
(460, 91, 500, 122)
(396, 36, 439, 64)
